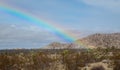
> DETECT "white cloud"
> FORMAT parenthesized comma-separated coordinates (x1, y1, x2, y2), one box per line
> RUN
(0, 24, 62, 46)
(0, 21, 66, 48)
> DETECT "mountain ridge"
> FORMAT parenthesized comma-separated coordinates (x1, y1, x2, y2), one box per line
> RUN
(44, 33, 120, 49)
(76, 33, 120, 48)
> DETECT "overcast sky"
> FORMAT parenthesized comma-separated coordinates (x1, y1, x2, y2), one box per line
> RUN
(0, 0, 120, 49)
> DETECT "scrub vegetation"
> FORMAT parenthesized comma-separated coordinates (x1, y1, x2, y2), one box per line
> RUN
(0, 47, 119, 70)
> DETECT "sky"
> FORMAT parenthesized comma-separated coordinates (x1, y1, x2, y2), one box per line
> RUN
(0, 0, 120, 49)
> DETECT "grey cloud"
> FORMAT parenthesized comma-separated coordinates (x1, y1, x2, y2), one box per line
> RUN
(0, 24, 62, 49)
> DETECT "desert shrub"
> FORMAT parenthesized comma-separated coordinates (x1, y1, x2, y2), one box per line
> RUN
(0, 48, 119, 70)
(32, 52, 54, 70)
(61, 51, 92, 70)
(113, 60, 120, 70)
(0, 53, 26, 70)
(111, 51, 120, 70)
(90, 65, 105, 70)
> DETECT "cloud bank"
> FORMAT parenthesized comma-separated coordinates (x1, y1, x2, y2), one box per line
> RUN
(0, 24, 64, 49)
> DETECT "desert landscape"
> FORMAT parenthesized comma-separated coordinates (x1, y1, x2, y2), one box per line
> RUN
(0, 0, 120, 70)
(0, 33, 119, 70)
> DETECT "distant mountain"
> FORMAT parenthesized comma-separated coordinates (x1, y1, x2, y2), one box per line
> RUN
(44, 33, 120, 49)
(76, 33, 120, 48)
(43, 42, 85, 49)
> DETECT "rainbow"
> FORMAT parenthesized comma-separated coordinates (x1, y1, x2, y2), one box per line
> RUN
(0, 4, 76, 43)
(0, 4, 93, 49)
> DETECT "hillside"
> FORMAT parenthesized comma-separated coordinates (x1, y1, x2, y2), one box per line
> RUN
(44, 42, 86, 49)
(76, 33, 120, 48)
(44, 33, 120, 49)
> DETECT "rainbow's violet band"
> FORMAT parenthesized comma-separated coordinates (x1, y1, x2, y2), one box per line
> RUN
(0, 5, 75, 42)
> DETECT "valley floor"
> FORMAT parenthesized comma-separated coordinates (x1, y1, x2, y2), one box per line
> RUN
(0, 48, 120, 70)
